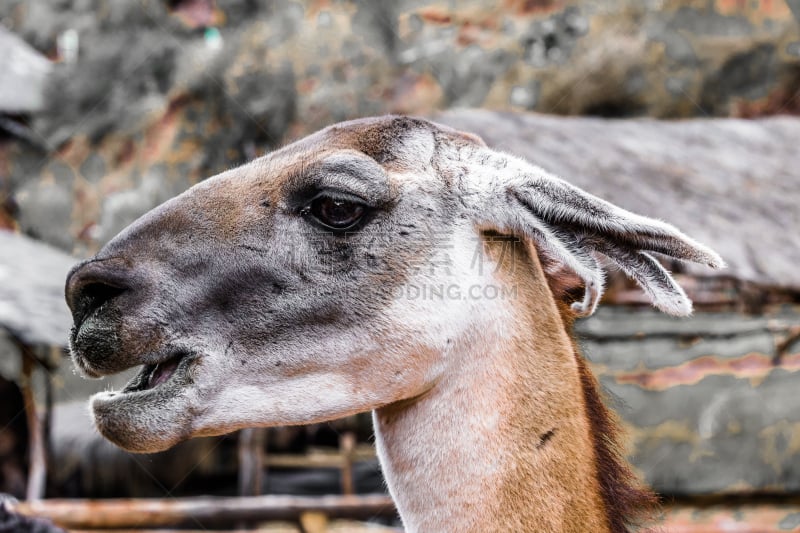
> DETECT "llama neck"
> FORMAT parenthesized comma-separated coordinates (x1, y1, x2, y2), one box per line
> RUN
(373, 279, 611, 532)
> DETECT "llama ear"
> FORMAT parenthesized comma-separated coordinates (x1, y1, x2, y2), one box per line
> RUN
(473, 155, 725, 317)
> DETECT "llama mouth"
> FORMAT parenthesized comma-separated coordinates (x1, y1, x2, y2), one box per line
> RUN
(123, 351, 194, 393)
(91, 350, 197, 453)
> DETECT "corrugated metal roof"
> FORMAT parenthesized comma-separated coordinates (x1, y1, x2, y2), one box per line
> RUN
(437, 110, 800, 292)
(0, 230, 76, 347)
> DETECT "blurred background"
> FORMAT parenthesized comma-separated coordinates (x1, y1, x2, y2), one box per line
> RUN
(0, 0, 799, 531)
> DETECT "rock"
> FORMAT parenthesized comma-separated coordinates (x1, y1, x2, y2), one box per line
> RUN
(13, 162, 75, 251)
(0, 0, 797, 255)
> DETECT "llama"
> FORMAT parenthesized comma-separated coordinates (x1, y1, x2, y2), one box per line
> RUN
(65, 116, 723, 532)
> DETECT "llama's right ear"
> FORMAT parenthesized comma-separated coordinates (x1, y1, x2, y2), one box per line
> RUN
(465, 150, 724, 317)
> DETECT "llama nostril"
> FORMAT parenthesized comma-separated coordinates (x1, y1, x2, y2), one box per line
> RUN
(66, 261, 131, 331)
(80, 282, 126, 319)
(71, 281, 127, 330)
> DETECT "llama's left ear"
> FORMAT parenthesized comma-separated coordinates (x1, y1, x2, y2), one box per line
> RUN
(466, 151, 725, 317)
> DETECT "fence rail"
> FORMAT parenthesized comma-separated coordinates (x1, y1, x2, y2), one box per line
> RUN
(10, 496, 800, 532)
(11, 494, 396, 529)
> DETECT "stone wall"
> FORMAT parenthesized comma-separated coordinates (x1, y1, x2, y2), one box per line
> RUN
(579, 306, 800, 495)
(0, 0, 798, 256)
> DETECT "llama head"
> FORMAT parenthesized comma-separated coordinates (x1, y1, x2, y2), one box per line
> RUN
(65, 116, 723, 453)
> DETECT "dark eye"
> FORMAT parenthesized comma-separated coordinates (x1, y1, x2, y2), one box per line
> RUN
(308, 195, 366, 230)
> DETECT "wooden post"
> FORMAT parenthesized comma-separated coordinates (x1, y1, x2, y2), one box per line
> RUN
(340, 432, 356, 495)
(19, 346, 45, 501)
(299, 510, 329, 533)
(237, 427, 266, 496)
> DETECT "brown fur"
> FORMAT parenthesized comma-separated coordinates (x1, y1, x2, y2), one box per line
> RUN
(548, 253, 659, 532)
(574, 347, 659, 532)
(527, 241, 657, 532)
(496, 237, 608, 531)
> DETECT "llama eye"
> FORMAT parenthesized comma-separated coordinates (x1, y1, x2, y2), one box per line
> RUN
(308, 195, 366, 230)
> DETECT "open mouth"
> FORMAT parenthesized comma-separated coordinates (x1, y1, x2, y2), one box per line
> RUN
(123, 351, 194, 393)
(91, 349, 199, 453)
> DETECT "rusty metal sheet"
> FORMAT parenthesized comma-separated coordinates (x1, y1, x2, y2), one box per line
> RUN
(576, 306, 800, 495)
(659, 502, 800, 532)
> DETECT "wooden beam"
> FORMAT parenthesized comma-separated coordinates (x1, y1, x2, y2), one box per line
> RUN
(11, 494, 397, 529)
(339, 432, 356, 495)
(18, 342, 46, 501)
(265, 446, 376, 468)
(237, 427, 266, 497)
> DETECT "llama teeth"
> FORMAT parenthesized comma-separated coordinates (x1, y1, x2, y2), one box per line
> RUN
(147, 357, 183, 389)
(147, 363, 161, 389)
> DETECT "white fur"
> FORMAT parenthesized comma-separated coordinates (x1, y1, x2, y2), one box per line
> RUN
(375, 226, 518, 531)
